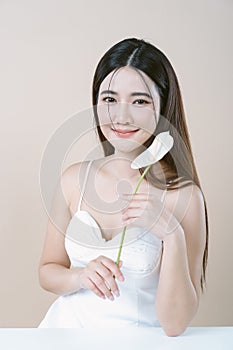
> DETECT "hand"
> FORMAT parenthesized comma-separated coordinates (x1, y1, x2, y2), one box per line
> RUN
(79, 256, 124, 300)
(120, 192, 183, 240)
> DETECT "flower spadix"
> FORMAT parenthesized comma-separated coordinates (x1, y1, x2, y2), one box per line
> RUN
(115, 131, 174, 268)
(131, 131, 174, 169)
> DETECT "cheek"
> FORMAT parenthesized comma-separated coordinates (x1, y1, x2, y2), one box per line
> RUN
(96, 106, 113, 140)
(97, 104, 115, 127)
(133, 109, 157, 133)
(146, 116, 157, 132)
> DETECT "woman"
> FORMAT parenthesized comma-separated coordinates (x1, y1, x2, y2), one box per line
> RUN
(38, 38, 208, 336)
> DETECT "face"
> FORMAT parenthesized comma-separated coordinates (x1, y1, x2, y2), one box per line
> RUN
(96, 66, 160, 158)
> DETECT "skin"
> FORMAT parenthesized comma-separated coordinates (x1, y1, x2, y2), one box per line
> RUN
(39, 66, 206, 336)
(97, 66, 160, 177)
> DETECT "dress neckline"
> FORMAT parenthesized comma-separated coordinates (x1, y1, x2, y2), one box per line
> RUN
(66, 208, 147, 248)
(74, 209, 128, 243)
(73, 159, 167, 244)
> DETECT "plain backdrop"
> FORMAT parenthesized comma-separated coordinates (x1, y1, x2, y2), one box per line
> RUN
(0, 0, 232, 327)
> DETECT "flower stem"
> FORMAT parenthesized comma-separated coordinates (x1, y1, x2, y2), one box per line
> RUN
(115, 225, 127, 267)
(115, 164, 151, 267)
(133, 165, 151, 194)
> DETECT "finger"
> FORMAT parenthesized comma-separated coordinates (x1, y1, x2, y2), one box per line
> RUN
(85, 277, 106, 299)
(90, 271, 115, 300)
(122, 205, 146, 214)
(122, 216, 139, 228)
(112, 260, 123, 280)
(119, 193, 134, 199)
(122, 207, 144, 220)
(99, 256, 125, 282)
(118, 260, 123, 268)
(114, 260, 123, 269)
(121, 200, 152, 212)
(95, 266, 120, 299)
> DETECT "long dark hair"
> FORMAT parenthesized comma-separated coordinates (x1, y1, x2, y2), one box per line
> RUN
(92, 37, 208, 291)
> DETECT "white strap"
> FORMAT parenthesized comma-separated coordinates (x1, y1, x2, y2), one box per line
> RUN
(77, 160, 93, 211)
(160, 188, 167, 202)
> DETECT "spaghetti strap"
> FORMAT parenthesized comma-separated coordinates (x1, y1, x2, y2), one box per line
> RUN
(77, 160, 94, 212)
(160, 187, 167, 203)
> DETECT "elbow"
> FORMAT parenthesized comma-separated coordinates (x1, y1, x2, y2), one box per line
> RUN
(156, 297, 198, 337)
(38, 264, 48, 291)
(158, 315, 188, 337)
(38, 268, 45, 290)
(163, 325, 187, 337)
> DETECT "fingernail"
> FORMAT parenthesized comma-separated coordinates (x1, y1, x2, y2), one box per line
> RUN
(108, 295, 114, 301)
(114, 290, 120, 297)
(119, 275, 124, 282)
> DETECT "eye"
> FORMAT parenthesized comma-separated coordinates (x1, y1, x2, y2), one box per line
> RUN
(102, 97, 116, 103)
(134, 99, 150, 105)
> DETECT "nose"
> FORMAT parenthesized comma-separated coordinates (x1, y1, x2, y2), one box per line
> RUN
(112, 102, 133, 125)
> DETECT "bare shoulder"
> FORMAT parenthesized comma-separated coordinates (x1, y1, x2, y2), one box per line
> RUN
(178, 183, 204, 200)
(165, 183, 205, 219)
(166, 182, 204, 199)
(163, 183, 206, 292)
(60, 161, 90, 206)
(178, 183, 206, 231)
(179, 184, 205, 221)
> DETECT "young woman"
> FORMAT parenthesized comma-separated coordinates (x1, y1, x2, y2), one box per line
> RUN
(38, 38, 208, 336)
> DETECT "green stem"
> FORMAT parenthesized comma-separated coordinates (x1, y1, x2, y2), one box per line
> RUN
(115, 225, 127, 267)
(115, 164, 151, 267)
(133, 165, 151, 195)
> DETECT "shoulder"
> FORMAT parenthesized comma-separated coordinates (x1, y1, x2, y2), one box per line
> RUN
(166, 184, 205, 221)
(179, 184, 205, 225)
(179, 184, 206, 237)
(60, 161, 90, 205)
(61, 160, 90, 178)
(165, 183, 206, 246)
(168, 183, 207, 252)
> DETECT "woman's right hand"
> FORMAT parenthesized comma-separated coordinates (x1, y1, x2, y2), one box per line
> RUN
(78, 256, 125, 300)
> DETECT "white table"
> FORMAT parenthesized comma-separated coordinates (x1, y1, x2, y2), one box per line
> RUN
(0, 327, 232, 350)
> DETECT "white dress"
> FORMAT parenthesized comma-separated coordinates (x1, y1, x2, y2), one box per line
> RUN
(38, 160, 166, 328)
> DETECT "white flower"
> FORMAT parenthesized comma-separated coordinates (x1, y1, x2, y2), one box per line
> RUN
(115, 131, 174, 267)
(131, 131, 174, 169)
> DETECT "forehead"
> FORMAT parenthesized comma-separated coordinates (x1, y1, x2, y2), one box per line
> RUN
(99, 66, 155, 91)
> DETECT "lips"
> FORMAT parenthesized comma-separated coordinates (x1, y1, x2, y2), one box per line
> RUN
(111, 128, 139, 138)
(112, 128, 139, 134)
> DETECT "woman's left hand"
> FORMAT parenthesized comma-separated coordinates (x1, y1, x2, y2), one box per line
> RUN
(119, 192, 183, 240)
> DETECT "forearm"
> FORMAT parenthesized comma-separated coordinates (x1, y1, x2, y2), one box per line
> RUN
(39, 263, 84, 296)
(155, 229, 198, 336)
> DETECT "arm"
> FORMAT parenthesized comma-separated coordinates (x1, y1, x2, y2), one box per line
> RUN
(155, 185, 206, 336)
(38, 162, 125, 299)
(38, 163, 84, 296)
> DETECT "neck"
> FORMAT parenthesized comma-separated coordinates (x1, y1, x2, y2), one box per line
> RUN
(103, 154, 141, 180)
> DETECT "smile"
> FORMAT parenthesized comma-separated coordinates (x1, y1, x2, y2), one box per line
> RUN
(111, 128, 139, 138)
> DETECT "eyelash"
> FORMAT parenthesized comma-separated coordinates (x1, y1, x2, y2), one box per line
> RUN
(102, 97, 150, 105)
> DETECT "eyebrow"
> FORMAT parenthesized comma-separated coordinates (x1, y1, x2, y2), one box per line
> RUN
(100, 90, 152, 99)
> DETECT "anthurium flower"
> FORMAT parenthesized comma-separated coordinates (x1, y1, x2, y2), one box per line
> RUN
(115, 131, 174, 267)
(131, 131, 174, 169)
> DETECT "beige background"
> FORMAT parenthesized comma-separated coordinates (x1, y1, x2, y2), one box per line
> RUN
(0, 0, 232, 327)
